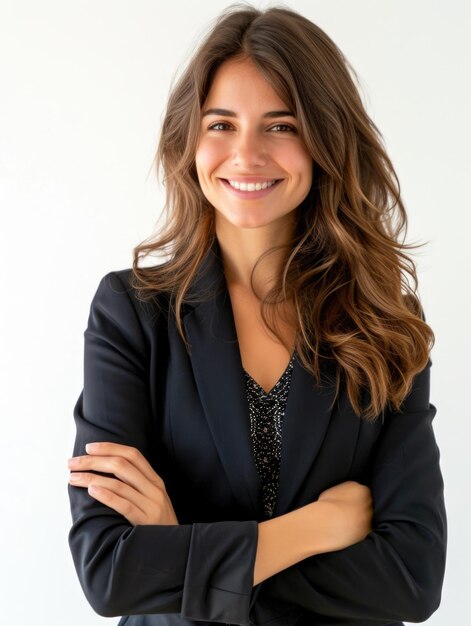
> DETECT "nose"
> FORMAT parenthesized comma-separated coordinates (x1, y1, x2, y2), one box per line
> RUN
(231, 130, 268, 169)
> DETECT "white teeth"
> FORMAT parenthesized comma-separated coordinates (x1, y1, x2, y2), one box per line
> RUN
(227, 179, 277, 191)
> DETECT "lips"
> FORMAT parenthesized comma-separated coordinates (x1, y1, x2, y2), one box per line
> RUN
(226, 179, 277, 190)
(219, 177, 283, 199)
(221, 177, 282, 184)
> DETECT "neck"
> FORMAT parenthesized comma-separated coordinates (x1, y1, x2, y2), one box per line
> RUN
(215, 215, 295, 295)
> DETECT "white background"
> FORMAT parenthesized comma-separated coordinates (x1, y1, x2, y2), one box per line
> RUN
(1, 1, 469, 624)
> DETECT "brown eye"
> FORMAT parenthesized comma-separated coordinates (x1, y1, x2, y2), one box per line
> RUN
(270, 124, 296, 132)
(207, 122, 231, 131)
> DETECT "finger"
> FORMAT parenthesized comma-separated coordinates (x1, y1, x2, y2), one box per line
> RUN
(68, 454, 161, 499)
(85, 442, 164, 486)
(69, 471, 150, 516)
(86, 483, 144, 526)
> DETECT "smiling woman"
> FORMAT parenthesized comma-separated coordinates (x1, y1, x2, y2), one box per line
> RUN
(68, 3, 446, 626)
(195, 56, 313, 235)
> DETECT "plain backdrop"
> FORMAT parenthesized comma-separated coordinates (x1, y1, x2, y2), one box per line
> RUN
(1, 1, 469, 624)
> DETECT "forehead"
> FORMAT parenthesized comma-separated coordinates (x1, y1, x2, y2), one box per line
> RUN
(204, 58, 288, 108)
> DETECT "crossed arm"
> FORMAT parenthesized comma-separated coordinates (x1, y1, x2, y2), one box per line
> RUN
(68, 271, 446, 625)
(68, 436, 371, 584)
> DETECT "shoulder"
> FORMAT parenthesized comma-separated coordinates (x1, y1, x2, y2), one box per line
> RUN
(100, 268, 135, 295)
(91, 267, 170, 332)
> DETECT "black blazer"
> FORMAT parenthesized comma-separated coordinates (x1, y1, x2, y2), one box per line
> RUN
(68, 240, 447, 626)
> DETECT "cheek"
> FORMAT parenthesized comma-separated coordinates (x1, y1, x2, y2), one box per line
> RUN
(294, 153, 313, 187)
(279, 145, 312, 176)
(195, 139, 225, 175)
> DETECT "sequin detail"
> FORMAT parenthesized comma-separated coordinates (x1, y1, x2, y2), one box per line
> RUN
(243, 351, 296, 519)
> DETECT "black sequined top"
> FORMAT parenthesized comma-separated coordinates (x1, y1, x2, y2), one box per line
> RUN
(243, 350, 296, 519)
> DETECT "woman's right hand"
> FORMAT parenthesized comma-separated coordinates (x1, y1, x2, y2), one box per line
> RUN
(315, 480, 373, 553)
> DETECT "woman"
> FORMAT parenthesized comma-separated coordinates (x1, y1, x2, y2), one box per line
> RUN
(67, 4, 447, 626)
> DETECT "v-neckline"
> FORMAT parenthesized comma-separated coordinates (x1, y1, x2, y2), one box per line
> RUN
(243, 349, 296, 396)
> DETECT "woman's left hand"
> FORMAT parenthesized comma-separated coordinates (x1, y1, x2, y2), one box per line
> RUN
(68, 442, 179, 526)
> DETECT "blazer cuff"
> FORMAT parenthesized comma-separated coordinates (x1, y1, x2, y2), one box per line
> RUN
(180, 520, 258, 625)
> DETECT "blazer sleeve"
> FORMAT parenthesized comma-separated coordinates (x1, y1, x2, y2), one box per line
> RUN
(68, 271, 259, 625)
(252, 357, 447, 625)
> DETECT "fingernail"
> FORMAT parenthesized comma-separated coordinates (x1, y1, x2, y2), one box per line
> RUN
(86, 443, 98, 453)
(69, 473, 81, 481)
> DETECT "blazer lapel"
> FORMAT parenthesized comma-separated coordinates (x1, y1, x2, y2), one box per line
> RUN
(181, 238, 344, 520)
(273, 353, 339, 517)
(182, 240, 263, 518)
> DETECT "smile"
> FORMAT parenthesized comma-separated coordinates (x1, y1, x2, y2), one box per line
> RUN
(228, 179, 277, 191)
(220, 178, 283, 199)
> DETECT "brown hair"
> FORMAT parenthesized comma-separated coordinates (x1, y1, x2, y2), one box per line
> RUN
(130, 2, 434, 421)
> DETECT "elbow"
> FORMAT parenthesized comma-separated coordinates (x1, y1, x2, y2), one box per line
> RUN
(86, 599, 120, 619)
(379, 583, 443, 624)
(69, 532, 130, 618)
(68, 525, 185, 618)
(75, 567, 127, 618)
(376, 530, 447, 623)
(77, 563, 182, 618)
(401, 553, 446, 623)
(77, 564, 153, 617)
(390, 514, 447, 623)
(404, 584, 444, 623)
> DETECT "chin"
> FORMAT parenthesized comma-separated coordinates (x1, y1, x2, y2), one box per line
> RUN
(224, 212, 278, 229)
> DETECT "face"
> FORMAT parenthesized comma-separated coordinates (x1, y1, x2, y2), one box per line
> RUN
(195, 57, 313, 233)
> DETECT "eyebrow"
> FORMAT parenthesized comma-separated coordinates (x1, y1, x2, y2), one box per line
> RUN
(202, 108, 296, 118)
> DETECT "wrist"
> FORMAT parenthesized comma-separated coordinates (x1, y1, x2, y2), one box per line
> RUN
(252, 500, 339, 586)
(303, 500, 339, 556)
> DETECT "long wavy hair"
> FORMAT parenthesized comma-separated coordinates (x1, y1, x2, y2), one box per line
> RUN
(130, 2, 434, 421)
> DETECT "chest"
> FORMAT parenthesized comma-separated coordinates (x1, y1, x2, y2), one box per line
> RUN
(146, 288, 384, 522)
(227, 285, 297, 394)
